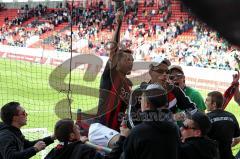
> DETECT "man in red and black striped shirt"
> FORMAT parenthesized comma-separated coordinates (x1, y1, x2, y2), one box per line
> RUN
(97, 11, 134, 131)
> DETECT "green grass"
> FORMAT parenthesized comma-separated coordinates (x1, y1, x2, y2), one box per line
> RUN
(0, 59, 100, 132)
(0, 58, 239, 157)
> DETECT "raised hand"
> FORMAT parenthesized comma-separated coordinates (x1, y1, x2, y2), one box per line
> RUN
(232, 69, 239, 84)
(115, 10, 124, 24)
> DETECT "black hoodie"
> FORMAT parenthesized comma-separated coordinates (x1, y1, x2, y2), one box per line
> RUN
(0, 122, 54, 159)
(122, 109, 180, 159)
(45, 141, 103, 159)
(179, 137, 220, 159)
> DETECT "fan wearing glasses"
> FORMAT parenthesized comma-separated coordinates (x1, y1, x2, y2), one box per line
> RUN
(179, 111, 219, 159)
(168, 65, 206, 112)
(148, 59, 197, 115)
(0, 102, 55, 159)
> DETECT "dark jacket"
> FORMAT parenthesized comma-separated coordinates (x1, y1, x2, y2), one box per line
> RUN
(236, 150, 240, 159)
(0, 122, 54, 159)
(122, 109, 180, 159)
(207, 109, 240, 159)
(167, 84, 197, 113)
(107, 136, 126, 159)
(179, 137, 220, 159)
(147, 82, 197, 113)
(45, 141, 102, 159)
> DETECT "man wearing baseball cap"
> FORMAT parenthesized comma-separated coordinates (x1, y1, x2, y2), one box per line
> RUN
(169, 65, 240, 111)
(169, 65, 206, 111)
(147, 59, 197, 114)
(122, 83, 179, 159)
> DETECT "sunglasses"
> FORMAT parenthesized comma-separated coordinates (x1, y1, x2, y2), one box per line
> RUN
(153, 68, 170, 74)
(150, 65, 169, 74)
(169, 74, 184, 80)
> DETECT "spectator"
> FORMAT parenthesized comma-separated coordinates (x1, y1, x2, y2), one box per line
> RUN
(122, 84, 179, 159)
(206, 91, 240, 159)
(45, 119, 102, 159)
(179, 111, 219, 159)
(147, 59, 196, 113)
(0, 101, 55, 159)
(97, 11, 134, 131)
(169, 65, 206, 111)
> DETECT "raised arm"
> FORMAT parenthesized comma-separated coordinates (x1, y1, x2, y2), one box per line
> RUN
(223, 70, 240, 109)
(233, 70, 240, 105)
(234, 87, 240, 105)
(109, 11, 123, 65)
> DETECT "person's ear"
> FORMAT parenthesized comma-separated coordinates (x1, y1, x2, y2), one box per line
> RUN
(12, 115, 18, 123)
(149, 70, 153, 77)
(141, 95, 150, 111)
(12, 117, 16, 124)
(182, 76, 185, 83)
(144, 99, 151, 110)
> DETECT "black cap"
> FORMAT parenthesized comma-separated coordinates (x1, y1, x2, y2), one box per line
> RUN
(142, 83, 168, 108)
(191, 111, 211, 136)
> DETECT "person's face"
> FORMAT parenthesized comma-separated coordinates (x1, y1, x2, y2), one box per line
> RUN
(13, 106, 28, 127)
(149, 63, 169, 84)
(180, 119, 200, 141)
(169, 69, 185, 89)
(117, 53, 134, 75)
(205, 96, 215, 111)
(70, 124, 81, 141)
